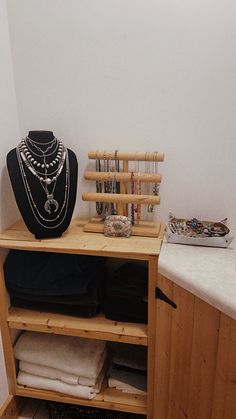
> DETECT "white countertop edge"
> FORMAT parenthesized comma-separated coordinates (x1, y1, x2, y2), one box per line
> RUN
(158, 240, 236, 321)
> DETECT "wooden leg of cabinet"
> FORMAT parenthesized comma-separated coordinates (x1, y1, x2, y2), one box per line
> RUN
(211, 313, 236, 419)
(0, 251, 17, 395)
(0, 395, 25, 418)
(147, 255, 158, 419)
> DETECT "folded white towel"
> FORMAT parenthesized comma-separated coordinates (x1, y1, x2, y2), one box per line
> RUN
(17, 362, 106, 399)
(108, 377, 146, 396)
(14, 331, 106, 379)
(19, 349, 107, 387)
(19, 361, 78, 385)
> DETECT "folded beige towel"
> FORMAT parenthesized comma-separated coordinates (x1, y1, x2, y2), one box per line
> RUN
(19, 361, 78, 385)
(14, 331, 106, 379)
(19, 349, 107, 387)
(17, 362, 106, 399)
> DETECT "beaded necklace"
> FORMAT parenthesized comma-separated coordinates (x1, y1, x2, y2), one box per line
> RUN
(16, 138, 70, 229)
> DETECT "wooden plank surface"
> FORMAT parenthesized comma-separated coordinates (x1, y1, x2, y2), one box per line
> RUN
(0, 395, 25, 418)
(15, 385, 147, 415)
(147, 255, 158, 419)
(211, 313, 236, 419)
(0, 251, 18, 395)
(0, 218, 163, 260)
(167, 277, 195, 419)
(154, 275, 230, 419)
(153, 274, 173, 419)
(187, 299, 220, 419)
(8, 307, 147, 346)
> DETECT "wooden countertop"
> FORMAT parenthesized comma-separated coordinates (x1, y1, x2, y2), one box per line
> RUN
(0, 218, 164, 261)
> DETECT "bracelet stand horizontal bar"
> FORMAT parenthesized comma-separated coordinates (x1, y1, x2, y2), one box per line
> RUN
(82, 192, 160, 205)
(88, 150, 164, 161)
(84, 171, 162, 183)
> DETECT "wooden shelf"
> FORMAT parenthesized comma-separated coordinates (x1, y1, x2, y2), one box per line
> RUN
(8, 307, 148, 346)
(0, 218, 160, 418)
(15, 385, 147, 415)
(0, 218, 163, 260)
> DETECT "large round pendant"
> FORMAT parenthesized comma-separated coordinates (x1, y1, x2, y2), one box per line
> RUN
(44, 196, 59, 214)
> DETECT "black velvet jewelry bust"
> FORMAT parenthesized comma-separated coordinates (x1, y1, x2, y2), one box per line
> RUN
(7, 130, 78, 239)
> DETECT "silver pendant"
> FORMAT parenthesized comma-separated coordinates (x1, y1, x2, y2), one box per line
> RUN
(44, 194, 59, 214)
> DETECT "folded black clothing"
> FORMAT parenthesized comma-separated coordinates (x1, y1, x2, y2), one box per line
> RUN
(4, 250, 107, 296)
(7, 269, 105, 306)
(106, 263, 148, 301)
(103, 298, 147, 324)
(10, 296, 100, 318)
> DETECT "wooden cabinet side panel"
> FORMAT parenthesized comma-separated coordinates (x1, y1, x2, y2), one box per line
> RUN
(167, 279, 195, 419)
(211, 313, 236, 419)
(147, 256, 159, 419)
(187, 298, 220, 419)
(153, 274, 174, 419)
(154, 275, 223, 419)
(0, 395, 25, 418)
(0, 250, 17, 395)
(154, 274, 195, 419)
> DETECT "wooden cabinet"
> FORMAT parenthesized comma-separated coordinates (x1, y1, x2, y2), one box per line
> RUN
(0, 218, 164, 418)
(154, 274, 236, 419)
(1, 219, 235, 419)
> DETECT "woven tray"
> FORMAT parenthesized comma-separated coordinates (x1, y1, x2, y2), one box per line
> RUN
(166, 214, 233, 248)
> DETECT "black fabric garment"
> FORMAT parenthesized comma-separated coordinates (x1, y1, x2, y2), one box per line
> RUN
(8, 270, 106, 318)
(103, 263, 148, 323)
(10, 297, 100, 318)
(106, 263, 148, 301)
(113, 344, 147, 372)
(103, 298, 147, 324)
(4, 250, 106, 296)
(7, 270, 105, 305)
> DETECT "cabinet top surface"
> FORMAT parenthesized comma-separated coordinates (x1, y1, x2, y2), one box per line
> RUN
(0, 218, 163, 259)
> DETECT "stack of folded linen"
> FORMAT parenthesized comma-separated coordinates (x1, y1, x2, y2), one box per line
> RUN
(108, 345, 147, 396)
(14, 331, 107, 399)
(4, 251, 107, 317)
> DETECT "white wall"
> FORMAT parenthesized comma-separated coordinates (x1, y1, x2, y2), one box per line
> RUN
(0, 0, 20, 405)
(6, 0, 236, 233)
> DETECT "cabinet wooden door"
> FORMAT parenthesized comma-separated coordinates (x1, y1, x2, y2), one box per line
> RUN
(154, 274, 236, 419)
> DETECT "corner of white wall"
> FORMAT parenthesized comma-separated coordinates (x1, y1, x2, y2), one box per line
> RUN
(0, 0, 21, 406)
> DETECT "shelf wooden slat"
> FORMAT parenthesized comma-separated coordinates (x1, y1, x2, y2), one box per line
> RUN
(15, 385, 147, 415)
(8, 307, 147, 346)
(0, 218, 163, 260)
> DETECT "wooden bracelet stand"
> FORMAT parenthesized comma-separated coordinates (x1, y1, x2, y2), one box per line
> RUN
(82, 151, 164, 237)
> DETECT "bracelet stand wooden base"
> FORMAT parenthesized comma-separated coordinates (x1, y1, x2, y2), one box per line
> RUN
(82, 151, 164, 237)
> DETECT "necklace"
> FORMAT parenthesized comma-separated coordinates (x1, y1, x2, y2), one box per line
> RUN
(20, 138, 63, 169)
(16, 142, 70, 229)
(95, 158, 103, 215)
(19, 138, 65, 185)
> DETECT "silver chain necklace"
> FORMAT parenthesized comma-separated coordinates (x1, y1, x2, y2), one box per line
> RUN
(16, 143, 71, 229)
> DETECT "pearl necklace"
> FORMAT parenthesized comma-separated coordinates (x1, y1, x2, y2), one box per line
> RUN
(16, 141, 70, 229)
(19, 139, 66, 185)
(21, 138, 63, 169)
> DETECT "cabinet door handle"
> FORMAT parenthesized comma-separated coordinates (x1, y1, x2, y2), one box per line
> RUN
(155, 287, 177, 309)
